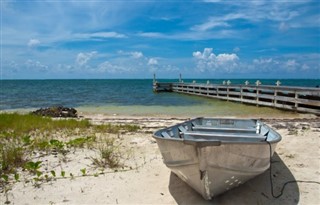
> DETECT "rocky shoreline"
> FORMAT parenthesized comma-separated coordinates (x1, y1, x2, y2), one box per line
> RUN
(32, 106, 78, 118)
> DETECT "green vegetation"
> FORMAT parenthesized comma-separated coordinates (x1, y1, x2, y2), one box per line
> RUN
(95, 123, 140, 133)
(0, 142, 25, 173)
(0, 113, 91, 135)
(66, 136, 96, 148)
(0, 113, 139, 190)
(0, 112, 139, 135)
(91, 138, 121, 169)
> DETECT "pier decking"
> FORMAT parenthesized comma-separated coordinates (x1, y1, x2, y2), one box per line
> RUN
(153, 81, 320, 115)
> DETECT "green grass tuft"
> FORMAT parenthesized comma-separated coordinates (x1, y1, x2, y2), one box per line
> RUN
(0, 141, 26, 174)
(91, 138, 121, 168)
(0, 113, 139, 184)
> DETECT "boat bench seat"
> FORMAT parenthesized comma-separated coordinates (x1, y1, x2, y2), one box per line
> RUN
(183, 131, 266, 142)
(192, 125, 257, 133)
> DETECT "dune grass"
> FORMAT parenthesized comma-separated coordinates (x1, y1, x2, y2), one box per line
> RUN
(0, 113, 139, 182)
(0, 113, 139, 135)
(0, 113, 91, 135)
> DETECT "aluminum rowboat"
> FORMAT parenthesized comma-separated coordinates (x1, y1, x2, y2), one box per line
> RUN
(153, 118, 281, 200)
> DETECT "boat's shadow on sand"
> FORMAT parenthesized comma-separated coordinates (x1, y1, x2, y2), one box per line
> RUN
(169, 153, 299, 205)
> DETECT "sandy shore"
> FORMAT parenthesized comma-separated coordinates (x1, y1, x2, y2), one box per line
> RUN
(1, 114, 320, 205)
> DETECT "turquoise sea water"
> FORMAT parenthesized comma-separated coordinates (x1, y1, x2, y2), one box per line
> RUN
(1, 79, 319, 117)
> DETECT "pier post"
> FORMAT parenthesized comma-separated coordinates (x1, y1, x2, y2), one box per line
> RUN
(240, 85, 243, 102)
(294, 91, 298, 109)
(153, 73, 156, 83)
(227, 80, 231, 101)
(274, 81, 281, 108)
(274, 89, 278, 107)
(227, 86, 229, 101)
(255, 80, 261, 107)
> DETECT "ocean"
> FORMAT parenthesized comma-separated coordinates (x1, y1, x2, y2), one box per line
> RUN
(1, 79, 319, 117)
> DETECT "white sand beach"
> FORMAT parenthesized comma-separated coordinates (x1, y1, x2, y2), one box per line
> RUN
(1, 114, 319, 205)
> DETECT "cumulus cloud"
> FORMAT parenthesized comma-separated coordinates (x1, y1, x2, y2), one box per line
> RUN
(27, 39, 40, 47)
(148, 58, 158, 65)
(192, 48, 239, 72)
(131, 51, 143, 59)
(75, 51, 97, 66)
(253, 58, 275, 65)
(285, 59, 299, 71)
(56, 64, 75, 73)
(252, 57, 316, 73)
(97, 61, 130, 73)
(3, 60, 20, 73)
(117, 50, 144, 59)
(252, 58, 279, 72)
(25, 59, 48, 72)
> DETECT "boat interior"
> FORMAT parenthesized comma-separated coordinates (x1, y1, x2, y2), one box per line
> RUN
(159, 118, 274, 143)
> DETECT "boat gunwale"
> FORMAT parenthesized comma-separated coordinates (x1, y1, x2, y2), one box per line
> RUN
(152, 117, 282, 145)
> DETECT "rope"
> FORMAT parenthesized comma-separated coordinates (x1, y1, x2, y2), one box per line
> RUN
(266, 141, 320, 198)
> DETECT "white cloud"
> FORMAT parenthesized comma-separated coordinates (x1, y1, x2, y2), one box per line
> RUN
(131, 51, 143, 59)
(97, 61, 125, 73)
(73, 32, 127, 41)
(253, 58, 275, 64)
(138, 32, 165, 38)
(285, 59, 298, 67)
(117, 50, 144, 59)
(96, 60, 139, 74)
(89, 32, 127, 39)
(285, 59, 299, 71)
(269, 9, 299, 22)
(252, 57, 281, 72)
(301, 64, 310, 71)
(191, 21, 229, 31)
(251, 56, 317, 73)
(25, 59, 49, 72)
(193, 48, 239, 72)
(27, 39, 41, 47)
(3, 60, 20, 73)
(192, 1, 303, 33)
(56, 64, 75, 73)
(148, 58, 158, 65)
(216, 53, 239, 63)
(75, 51, 97, 66)
(138, 29, 240, 40)
(191, 14, 244, 32)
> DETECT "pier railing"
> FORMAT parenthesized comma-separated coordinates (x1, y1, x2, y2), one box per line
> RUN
(153, 81, 320, 115)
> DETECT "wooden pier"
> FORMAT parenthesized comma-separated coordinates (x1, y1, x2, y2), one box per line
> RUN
(153, 81, 320, 115)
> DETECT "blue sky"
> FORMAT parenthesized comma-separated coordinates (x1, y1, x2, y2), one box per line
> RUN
(1, 0, 319, 79)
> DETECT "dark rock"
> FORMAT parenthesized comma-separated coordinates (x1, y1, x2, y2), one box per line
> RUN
(32, 106, 78, 118)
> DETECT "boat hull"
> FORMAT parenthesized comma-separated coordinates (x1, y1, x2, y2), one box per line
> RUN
(153, 118, 280, 200)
